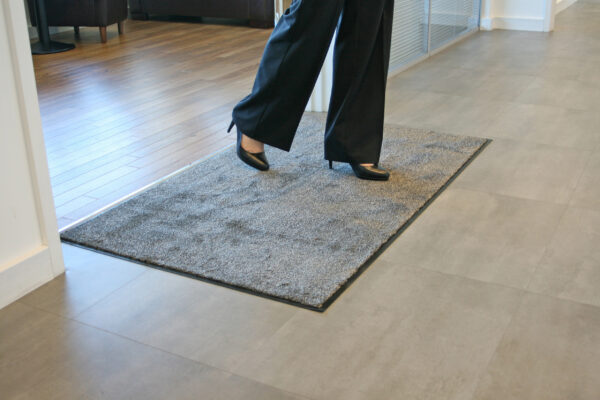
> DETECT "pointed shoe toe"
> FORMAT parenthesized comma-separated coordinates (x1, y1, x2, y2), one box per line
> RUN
(231, 121, 269, 171)
(349, 162, 390, 181)
(237, 146, 270, 171)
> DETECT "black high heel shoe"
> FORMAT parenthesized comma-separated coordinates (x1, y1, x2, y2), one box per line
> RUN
(328, 160, 390, 181)
(228, 120, 269, 171)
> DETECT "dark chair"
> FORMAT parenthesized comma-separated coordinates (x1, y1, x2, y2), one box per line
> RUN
(128, 0, 274, 29)
(27, 0, 128, 43)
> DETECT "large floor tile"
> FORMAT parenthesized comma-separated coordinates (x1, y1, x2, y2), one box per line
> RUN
(380, 189, 565, 289)
(486, 52, 548, 76)
(537, 56, 587, 80)
(578, 59, 600, 88)
(405, 95, 507, 136)
(384, 91, 455, 127)
(472, 294, 600, 400)
(386, 62, 444, 92)
(570, 150, 600, 211)
(452, 138, 591, 204)
(485, 103, 600, 150)
(0, 303, 79, 400)
(18, 244, 148, 317)
(516, 77, 600, 111)
(74, 269, 297, 371)
(465, 71, 535, 102)
(562, 78, 600, 111)
(514, 77, 575, 108)
(232, 261, 523, 400)
(2, 308, 306, 400)
(527, 207, 600, 308)
(425, 67, 487, 97)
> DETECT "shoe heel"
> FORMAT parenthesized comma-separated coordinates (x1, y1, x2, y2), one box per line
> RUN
(328, 160, 333, 169)
(227, 120, 235, 133)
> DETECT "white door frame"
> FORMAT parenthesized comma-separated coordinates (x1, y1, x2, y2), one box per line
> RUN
(0, 0, 64, 309)
(545, 0, 557, 32)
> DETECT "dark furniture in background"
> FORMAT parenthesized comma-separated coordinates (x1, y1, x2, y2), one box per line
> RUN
(29, 0, 75, 54)
(128, 0, 274, 28)
(27, 0, 128, 43)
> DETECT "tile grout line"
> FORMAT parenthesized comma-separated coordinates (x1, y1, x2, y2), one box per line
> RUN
(563, 146, 595, 207)
(466, 290, 528, 400)
(446, 185, 574, 208)
(16, 300, 314, 400)
(521, 202, 571, 293)
(71, 271, 152, 319)
(403, 251, 600, 312)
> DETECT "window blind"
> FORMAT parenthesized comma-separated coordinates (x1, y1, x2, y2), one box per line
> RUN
(389, 0, 430, 72)
(389, 0, 480, 72)
(430, 0, 480, 51)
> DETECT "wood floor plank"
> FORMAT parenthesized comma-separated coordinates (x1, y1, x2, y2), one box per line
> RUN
(33, 19, 269, 229)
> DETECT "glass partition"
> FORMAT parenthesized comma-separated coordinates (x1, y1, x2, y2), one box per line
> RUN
(429, 0, 481, 51)
(389, 0, 481, 72)
(273, 0, 481, 74)
(274, 0, 293, 22)
(389, 0, 431, 71)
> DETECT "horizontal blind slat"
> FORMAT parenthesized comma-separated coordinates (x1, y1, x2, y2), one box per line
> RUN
(430, 0, 480, 50)
(390, 0, 429, 70)
(388, 0, 480, 71)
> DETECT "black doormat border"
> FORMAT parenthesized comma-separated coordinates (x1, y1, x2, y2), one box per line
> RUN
(61, 139, 491, 312)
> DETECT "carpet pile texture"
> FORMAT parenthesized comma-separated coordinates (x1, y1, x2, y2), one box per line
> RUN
(61, 112, 488, 309)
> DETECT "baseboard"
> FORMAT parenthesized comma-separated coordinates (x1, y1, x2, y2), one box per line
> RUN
(480, 16, 545, 32)
(556, 0, 578, 13)
(0, 246, 56, 309)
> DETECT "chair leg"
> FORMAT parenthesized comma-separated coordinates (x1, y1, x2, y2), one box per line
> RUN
(74, 26, 80, 36)
(99, 26, 107, 43)
(117, 21, 123, 35)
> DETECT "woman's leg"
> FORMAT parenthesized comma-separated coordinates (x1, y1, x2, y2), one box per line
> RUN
(324, 0, 394, 164)
(232, 0, 345, 152)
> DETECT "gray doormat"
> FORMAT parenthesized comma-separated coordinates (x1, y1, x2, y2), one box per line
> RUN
(61, 112, 489, 310)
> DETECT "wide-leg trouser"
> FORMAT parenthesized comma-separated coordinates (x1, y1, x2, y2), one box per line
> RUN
(231, 0, 394, 164)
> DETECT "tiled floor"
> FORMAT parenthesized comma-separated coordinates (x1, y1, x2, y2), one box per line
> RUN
(3, 2, 600, 399)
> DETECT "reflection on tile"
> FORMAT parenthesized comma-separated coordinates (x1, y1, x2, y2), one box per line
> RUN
(380, 189, 565, 289)
(75, 269, 297, 371)
(473, 294, 600, 400)
(452, 138, 590, 204)
(528, 207, 600, 307)
(233, 261, 523, 400)
(19, 244, 148, 317)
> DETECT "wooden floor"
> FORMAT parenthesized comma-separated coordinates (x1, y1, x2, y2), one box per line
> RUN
(34, 19, 272, 229)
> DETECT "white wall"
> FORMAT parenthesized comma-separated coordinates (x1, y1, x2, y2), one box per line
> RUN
(0, 0, 64, 309)
(481, 0, 556, 32)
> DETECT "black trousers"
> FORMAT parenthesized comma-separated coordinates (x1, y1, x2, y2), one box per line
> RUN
(231, 0, 394, 164)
